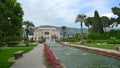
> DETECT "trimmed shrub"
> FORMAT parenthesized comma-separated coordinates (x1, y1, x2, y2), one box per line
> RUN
(9, 41, 19, 46)
(86, 39, 93, 43)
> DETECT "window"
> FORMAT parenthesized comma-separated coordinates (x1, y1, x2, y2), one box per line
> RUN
(44, 32, 49, 35)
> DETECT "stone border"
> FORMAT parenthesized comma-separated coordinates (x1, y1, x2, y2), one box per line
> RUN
(60, 42, 120, 59)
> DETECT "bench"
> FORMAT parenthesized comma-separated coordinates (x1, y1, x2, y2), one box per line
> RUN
(14, 51, 24, 59)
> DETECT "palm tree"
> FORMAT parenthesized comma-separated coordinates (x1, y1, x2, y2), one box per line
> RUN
(61, 26, 66, 41)
(75, 14, 86, 44)
(23, 21, 34, 46)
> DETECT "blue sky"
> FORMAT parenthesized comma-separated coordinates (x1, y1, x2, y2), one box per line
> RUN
(17, 0, 120, 28)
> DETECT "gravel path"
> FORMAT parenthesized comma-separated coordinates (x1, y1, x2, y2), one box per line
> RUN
(10, 44, 47, 68)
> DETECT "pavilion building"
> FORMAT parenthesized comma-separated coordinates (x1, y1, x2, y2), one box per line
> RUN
(33, 28, 60, 42)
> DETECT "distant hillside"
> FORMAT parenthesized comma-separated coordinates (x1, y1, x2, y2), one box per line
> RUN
(34, 25, 88, 36)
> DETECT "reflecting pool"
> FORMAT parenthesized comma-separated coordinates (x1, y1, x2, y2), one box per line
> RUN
(48, 43, 120, 68)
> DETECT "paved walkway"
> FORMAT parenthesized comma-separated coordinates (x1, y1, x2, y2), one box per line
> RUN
(10, 44, 47, 68)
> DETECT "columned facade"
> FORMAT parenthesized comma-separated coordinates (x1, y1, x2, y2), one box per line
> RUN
(33, 28, 60, 42)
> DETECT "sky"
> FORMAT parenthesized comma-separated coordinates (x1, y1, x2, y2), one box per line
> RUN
(17, 0, 120, 28)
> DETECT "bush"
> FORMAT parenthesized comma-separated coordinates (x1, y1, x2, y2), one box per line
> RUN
(88, 32, 101, 42)
(107, 37, 117, 44)
(9, 41, 19, 46)
(86, 39, 93, 43)
(0, 41, 6, 47)
(67, 39, 76, 42)
(39, 36, 46, 43)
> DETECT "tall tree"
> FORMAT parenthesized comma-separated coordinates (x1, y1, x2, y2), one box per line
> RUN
(23, 21, 34, 46)
(93, 10, 104, 34)
(75, 14, 86, 44)
(85, 17, 94, 32)
(112, 6, 120, 27)
(61, 26, 66, 41)
(85, 17, 93, 28)
(101, 16, 111, 31)
(0, 0, 24, 46)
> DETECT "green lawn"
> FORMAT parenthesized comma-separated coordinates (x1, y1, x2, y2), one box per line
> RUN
(0, 43, 37, 68)
(84, 43, 117, 50)
(69, 42, 118, 50)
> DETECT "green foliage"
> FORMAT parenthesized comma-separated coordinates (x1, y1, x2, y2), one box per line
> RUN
(70, 41, 117, 50)
(84, 43, 116, 50)
(75, 14, 86, 44)
(88, 32, 101, 41)
(74, 33, 80, 41)
(107, 37, 118, 44)
(116, 30, 120, 39)
(8, 41, 19, 46)
(108, 29, 116, 37)
(93, 10, 104, 34)
(0, 41, 6, 47)
(101, 29, 120, 40)
(111, 5, 120, 27)
(39, 36, 46, 43)
(61, 26, 67, 40)
(67, 39, 76, 42)
(84, 17, 93, 28)
(112, 7, 120, 16)
(0, 0, 24, 46)
(23, 21, 34, 46)
(95, 40, 107, 43)
(101, 32, 109, 39)
(101, 16, 111, 31)
(86, 39, 93, 43)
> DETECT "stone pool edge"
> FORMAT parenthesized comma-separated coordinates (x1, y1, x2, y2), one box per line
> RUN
(60, 42, 120, 59)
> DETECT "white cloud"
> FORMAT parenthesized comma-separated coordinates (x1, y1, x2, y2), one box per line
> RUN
(17, 0, 118, 27)
(101, 13, 114, 18)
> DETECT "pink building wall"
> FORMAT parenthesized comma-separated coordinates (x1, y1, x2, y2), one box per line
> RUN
(33, 28, 60, 42)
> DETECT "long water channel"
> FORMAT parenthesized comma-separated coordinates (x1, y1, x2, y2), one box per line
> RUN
(48, 43, 120, 68)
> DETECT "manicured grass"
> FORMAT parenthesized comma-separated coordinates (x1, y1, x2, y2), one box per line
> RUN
(69, 42, 118, 50)
(0, 43, 37, 68)
(84, 43, 117, 50)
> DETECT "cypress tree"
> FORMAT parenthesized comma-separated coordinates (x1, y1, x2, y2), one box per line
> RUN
(93, 10, 104, 34)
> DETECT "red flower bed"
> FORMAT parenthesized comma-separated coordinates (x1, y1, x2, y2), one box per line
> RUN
(44, 44, 61, 68)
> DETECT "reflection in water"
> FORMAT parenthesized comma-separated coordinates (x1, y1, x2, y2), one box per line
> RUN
(48, 43, 120, 68)
(81, 53, 87, 56)
(66, 53, 71, 55)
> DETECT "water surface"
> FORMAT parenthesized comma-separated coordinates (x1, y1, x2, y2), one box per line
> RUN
(48, 43, 120, 68)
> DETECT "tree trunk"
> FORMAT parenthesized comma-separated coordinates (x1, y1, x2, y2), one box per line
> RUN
(6, 41, 10, 47)
(63, 31, 65, 41)
(26, 29, 29, 46)
(80, 22, 84, 44)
